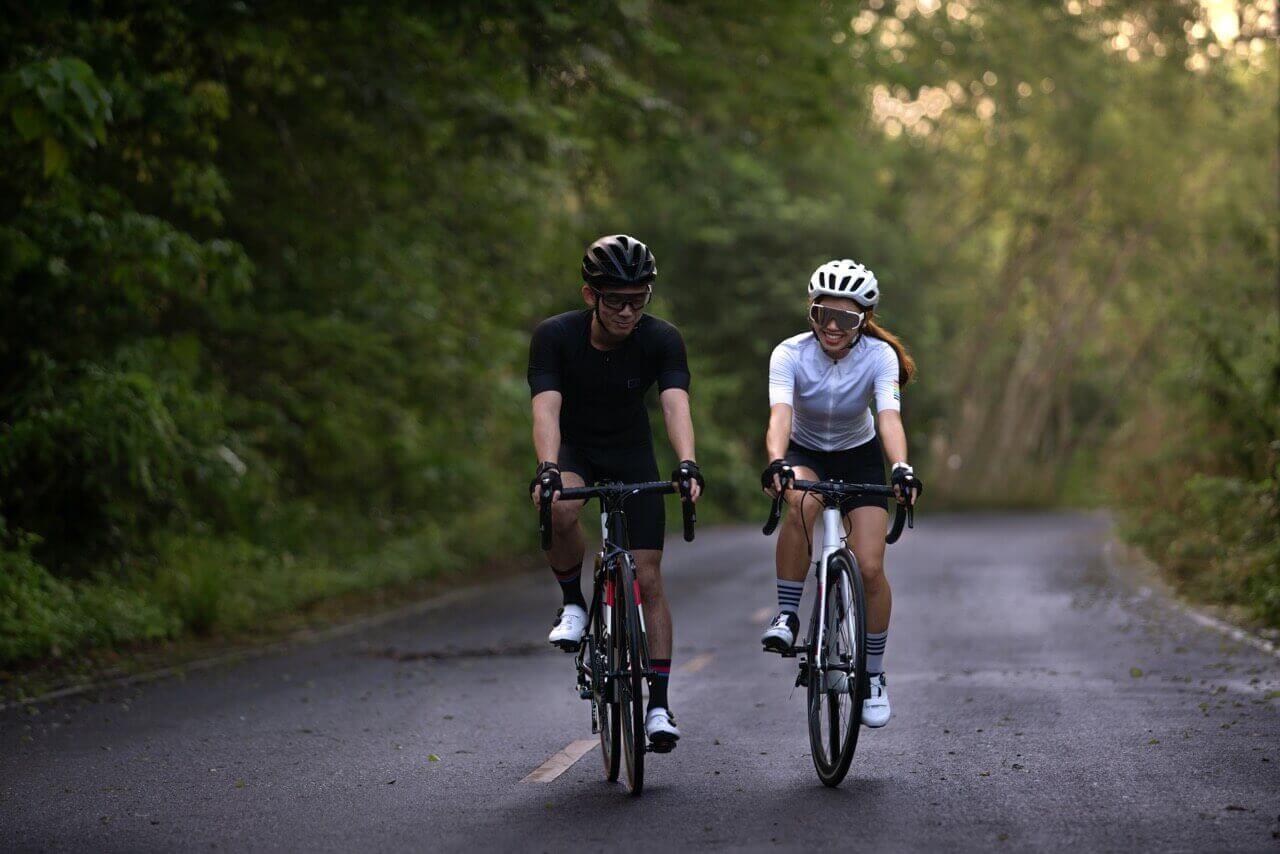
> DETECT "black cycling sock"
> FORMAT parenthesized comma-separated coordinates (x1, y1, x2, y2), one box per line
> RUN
(552, 566, 586, 608)
(647, 659, 671, 711)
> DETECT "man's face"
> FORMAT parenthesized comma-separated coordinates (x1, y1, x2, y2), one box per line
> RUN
(583, 284, 652, 337)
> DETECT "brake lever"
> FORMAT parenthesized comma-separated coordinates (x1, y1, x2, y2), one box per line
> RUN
(679, 476, 697, 542)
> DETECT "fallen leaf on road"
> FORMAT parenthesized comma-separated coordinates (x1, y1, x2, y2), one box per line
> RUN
(1130, 667, 1144, 678)
(234, 780, 245, 789)
(1148, 738, 1160, 745)
(428, 754, 440, 762)
(979, 771, 990, 777)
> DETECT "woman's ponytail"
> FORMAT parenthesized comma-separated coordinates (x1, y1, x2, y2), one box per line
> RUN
(864, 315, 916, 385)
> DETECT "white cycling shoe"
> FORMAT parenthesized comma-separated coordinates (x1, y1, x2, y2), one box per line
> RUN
(761, 611, 800, 653)
(862, 673, 891, 727)
(645, 706, 680, 753)
(548, 604, 587, 652)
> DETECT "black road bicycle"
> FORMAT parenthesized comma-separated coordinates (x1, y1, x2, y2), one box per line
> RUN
(537, 477, 695, 796)
(762, 477, 912, 787)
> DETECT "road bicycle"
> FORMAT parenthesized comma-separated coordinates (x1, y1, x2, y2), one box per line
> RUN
(762, 477, 911, 787)
(537, 477, 696, 796)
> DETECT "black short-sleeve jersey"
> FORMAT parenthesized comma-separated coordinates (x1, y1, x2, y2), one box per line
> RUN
(527, 309, 691, 447)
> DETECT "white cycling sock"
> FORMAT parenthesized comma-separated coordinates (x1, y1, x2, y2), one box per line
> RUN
(866, 629, 888, 675)
(777, 579, 804, 614)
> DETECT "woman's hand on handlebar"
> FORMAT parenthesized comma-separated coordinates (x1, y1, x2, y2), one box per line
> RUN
(529, 461, 563, 506)
(760, 459, 793, 498)
(890, 463, 923, 507)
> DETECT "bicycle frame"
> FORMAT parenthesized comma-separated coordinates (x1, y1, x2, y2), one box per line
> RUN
(810, 503, 848, 680)
(561, 482, 679, 709)
(575, 505, 649, 709)
(762, 478, 907, 677)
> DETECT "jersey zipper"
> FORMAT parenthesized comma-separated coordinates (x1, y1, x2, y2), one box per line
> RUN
(826, 354, 839, 447)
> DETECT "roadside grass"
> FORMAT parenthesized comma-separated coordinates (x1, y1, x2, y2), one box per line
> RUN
(0, 508, 535, 696)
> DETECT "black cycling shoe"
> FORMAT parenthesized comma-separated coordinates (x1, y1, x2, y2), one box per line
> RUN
(761, 610, 800, 653)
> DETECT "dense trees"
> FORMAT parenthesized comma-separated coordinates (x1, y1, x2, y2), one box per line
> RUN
(1, 1, 1275, 664)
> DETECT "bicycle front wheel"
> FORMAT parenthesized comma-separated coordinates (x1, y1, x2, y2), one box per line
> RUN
(807, 550, 868, 787)
(595, 578, 621, 782)
(615, 554, 646, 795)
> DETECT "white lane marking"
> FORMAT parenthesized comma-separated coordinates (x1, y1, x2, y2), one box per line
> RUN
(752, 606, 774, 622)
(679, 653, 714, 673)
(521, 738, 598, 783)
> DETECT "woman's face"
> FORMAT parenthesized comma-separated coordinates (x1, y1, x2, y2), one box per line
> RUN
(809, 295, 865, 354)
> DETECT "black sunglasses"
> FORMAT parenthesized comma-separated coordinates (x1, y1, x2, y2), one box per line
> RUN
(589, 286, 652, 312)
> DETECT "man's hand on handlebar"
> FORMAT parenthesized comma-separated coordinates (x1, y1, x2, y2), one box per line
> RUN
(672, 459, 704, 503)
(890, 463, 923, 507)
(760, 459, 794, 498)
(530, 461, 562, 506)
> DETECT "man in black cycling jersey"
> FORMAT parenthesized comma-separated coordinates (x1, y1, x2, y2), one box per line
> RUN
(527, 234, 703, 752)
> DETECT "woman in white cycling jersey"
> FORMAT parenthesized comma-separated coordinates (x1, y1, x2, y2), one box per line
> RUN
(760, 259, 922, 728)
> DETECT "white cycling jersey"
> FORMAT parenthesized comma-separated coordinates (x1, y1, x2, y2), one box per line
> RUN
(768, 332, 901, 451)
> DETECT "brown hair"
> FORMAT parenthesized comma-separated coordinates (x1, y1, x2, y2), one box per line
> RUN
(863, 312, 916, 385)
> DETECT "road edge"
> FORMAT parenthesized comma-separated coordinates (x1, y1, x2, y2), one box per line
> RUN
(0, 579, 505, 712)
(1102, 537, 1279, 661)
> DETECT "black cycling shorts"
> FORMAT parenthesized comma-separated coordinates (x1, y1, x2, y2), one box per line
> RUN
(784, 436, 889, 513)
(557, 442, 665, 550)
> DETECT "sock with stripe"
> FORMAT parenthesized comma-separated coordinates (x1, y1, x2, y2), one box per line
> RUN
(776, 579, 805, 615)
(647, 659, 671, 711)
(552, 564, 586, 609)
(866, 629, 888, 676)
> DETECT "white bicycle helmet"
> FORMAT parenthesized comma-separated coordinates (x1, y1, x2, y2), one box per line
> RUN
(808, 259, 879, 308)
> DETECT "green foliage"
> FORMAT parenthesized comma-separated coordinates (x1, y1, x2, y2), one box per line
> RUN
(0, 525, 177, 662)
(1115, 316, 1280, 626)
(1, 1, 1276, 667)
(1, 56, 112, 177)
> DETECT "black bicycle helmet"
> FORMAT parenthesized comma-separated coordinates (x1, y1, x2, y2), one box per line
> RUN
(581, 234, 657, 287)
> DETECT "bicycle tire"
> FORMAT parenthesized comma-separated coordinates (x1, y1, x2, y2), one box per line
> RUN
(616, 554, 646, 795)
(594, 576, 621, 782)
(806, 550, 868, 787)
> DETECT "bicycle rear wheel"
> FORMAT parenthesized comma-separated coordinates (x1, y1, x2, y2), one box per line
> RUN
(806, 550, 868, 787)
(594, 577, 621, 782)
(615, 554, 646, 795)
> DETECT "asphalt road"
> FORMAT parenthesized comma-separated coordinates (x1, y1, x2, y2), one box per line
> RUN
(2, 513, 1278, 852)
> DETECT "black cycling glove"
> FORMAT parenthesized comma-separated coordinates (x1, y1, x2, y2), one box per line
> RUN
(530, 461, 562, 498)
(890, 463, 923, 504)
(761, 459, 794, 492)
(672, 459, 704, 495)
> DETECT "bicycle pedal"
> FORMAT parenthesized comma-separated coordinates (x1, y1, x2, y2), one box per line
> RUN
(552, 640, 581, 653)
(648, 738, 677, 754)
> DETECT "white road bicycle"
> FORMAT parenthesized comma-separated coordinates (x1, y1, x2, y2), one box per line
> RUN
(762, 477, 912, 787)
